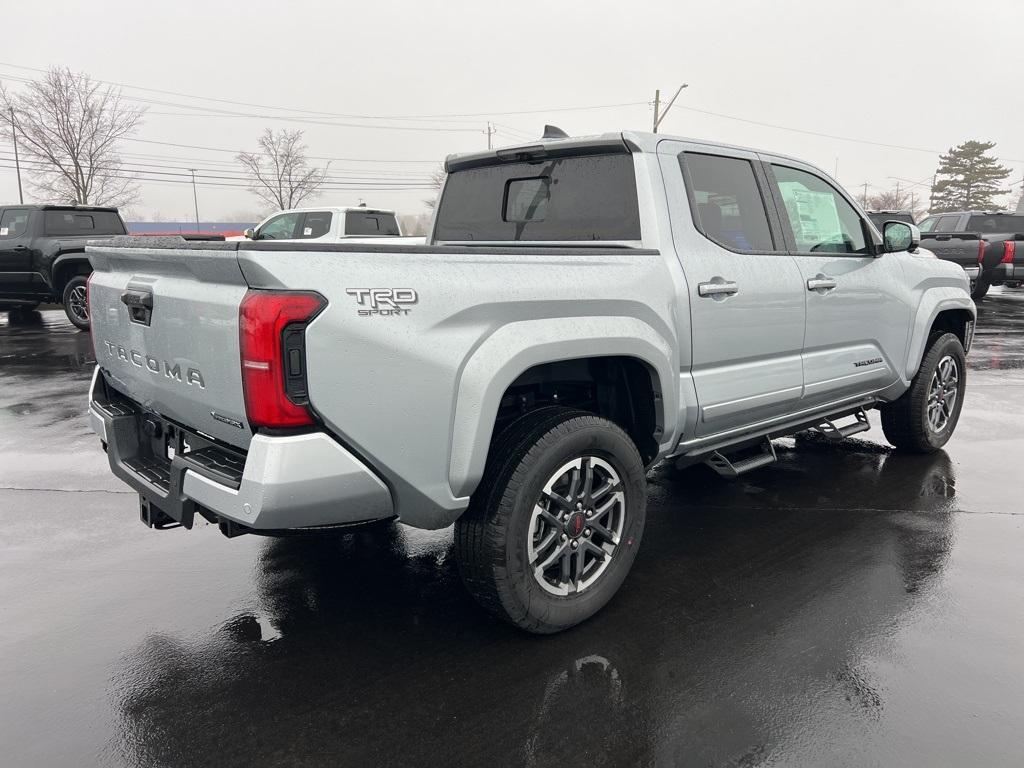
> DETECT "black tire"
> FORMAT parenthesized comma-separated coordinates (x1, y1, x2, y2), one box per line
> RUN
(62, 275, 90, 330)
(970, 277, 990, 301)
(881, 332, 966, 453)
(456, 407, 647, 634)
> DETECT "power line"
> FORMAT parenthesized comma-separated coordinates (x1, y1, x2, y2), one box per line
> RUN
(0, 62, 646, 122)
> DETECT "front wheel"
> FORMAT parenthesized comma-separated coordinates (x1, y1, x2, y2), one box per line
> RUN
(881, 332, 966, 453)
(455, 408, 647, 634)
(62, 275, 90, 330)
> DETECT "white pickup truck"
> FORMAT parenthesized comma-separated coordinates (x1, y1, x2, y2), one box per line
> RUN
(87, 131, 975, 633)
(234, 205, 424, 244)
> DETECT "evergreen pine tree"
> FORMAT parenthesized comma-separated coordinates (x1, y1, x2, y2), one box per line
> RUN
(930, 140, 1011, 212)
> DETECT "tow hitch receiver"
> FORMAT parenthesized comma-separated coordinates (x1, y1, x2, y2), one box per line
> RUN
(139, 495, 182, 530)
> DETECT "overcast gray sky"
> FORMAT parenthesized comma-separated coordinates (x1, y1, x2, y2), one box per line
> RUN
(1, 0, 1022, 221)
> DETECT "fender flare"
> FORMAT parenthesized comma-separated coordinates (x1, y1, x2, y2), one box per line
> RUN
(447, 316, 676, 498)
(49, 251, 89, 290)
(905, 289, 976, 381)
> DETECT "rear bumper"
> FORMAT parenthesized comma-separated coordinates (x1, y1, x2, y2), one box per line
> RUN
(991, 263, 1020, 282)
(88, 367, 394, 531)
(963, 265, 981, 280)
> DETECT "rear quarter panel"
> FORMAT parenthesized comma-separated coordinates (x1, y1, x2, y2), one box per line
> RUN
(237, 246, 679, 528)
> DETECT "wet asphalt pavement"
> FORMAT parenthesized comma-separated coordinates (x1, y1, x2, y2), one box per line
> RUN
(1, 292, 1023, 768)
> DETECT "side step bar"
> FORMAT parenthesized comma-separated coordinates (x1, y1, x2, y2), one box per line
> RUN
(701, 407, 873, 478)
(705, 439, 777, 478)
(815, 408, 870, 441)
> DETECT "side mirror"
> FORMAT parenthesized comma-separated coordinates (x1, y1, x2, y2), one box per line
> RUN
(883, 221, 919, 253)
(243, 228, 255, 240)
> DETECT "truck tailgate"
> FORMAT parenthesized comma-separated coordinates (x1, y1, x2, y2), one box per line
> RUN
(88, 241, 253, 450)
(921, 233, 982, 267)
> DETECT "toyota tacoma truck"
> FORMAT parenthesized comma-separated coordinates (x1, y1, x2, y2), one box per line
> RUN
(86, 131, 975, 633)
(0, 204, 127, 329)
(232, 205, 424, 245)
(917, 210, 1024, 300)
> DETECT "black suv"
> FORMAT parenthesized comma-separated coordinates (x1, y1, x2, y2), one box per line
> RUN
(0, 205, 127, 329)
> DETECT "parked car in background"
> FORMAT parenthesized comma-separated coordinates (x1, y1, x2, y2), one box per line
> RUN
(233, 206, 424, 244)
(866, 210, 915, 232)
(918, 211, 1024, 300)
(86, 131, 975, 633)
(0, 204, 127, 329)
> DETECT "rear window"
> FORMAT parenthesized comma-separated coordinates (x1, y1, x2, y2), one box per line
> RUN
(44, 210, 126, 236)
(345, 212, 400, 236)
(967, 214, 1024, 233)
(434, 153, 641, 242)
(297, 211, 332, 239)
(681, 152, 775, 252)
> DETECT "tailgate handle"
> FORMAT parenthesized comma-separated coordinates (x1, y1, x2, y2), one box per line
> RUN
(121, 290, 154, 325)
(121, 290, 153, 309)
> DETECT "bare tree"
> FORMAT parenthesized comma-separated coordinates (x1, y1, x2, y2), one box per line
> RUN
(236, 129, 329, 210)
(0, 67, 145, 206)
(424, 165, 446, 210)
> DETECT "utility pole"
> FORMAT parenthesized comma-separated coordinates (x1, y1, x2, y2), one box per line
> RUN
(862, 181, 869, 208)
(189, 169, 200, 231)
(652, 84, 688, 133)
(486, 122, 494, 150)
(10, 108, 23, 204)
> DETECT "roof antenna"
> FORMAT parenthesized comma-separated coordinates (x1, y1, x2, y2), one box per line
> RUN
(542, 124, 569, 139)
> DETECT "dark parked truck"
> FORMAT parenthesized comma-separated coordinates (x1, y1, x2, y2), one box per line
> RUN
(918, 211, 1024, 300)
(0, 204, 128, 328)
(87, 132, 975, 633)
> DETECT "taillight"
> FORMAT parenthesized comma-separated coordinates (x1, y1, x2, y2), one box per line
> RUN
(239, 290, 326, 429)
(978, 240, 986, 264)
(1002, 240, 1016, 264)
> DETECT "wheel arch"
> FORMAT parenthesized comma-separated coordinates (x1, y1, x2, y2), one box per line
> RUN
(51, 251, 91, 294)
(905, 292, 976, 381)
(447, 316, 676, 499)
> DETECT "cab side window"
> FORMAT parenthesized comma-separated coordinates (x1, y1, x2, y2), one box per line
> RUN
(918, 217, 937, 233)
(296, 211, 332, 239)
(0, 209, 30, 239)
(771, 165, 869, 255)
(935, 215, 961, 233)
(256, 212, 301, 240)
(680, 152, 775, 252)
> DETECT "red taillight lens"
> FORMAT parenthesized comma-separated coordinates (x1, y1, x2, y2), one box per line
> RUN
(1002, 240, 1016, 264)
(239, 290, 326, 429)
(978, 240, 986, 264)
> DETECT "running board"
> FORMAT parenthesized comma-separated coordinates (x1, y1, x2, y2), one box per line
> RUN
(705, 439, 777, 478)
(815, 408, 870, 441)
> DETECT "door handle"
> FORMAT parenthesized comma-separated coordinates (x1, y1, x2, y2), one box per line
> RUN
(698, 280, 739, 298)
(12, 245, 28, 251)
(807, 276, 837, 292)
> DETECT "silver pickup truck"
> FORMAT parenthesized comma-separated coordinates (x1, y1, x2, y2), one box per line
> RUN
(87, 131, 975, 633)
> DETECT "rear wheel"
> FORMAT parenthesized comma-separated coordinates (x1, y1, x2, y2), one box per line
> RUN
(456, 408, 647, 633)
(970, 277, 990, 301)
(881, 332, 966, 453)
(62, 275, 90, 330)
